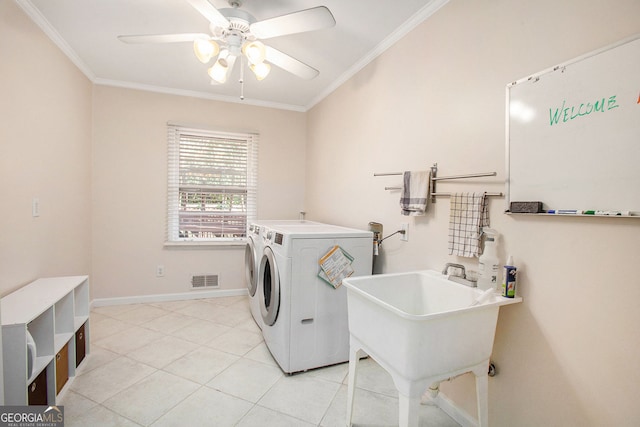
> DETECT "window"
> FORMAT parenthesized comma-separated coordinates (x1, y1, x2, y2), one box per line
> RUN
(167, 124, 258, 242)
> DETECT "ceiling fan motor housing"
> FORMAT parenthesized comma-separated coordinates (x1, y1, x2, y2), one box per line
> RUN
(218, 8, 255, 34)
(212, 7, 258, 55)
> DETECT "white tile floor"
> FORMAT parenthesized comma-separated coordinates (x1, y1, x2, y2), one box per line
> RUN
(61, 295, 460, 426)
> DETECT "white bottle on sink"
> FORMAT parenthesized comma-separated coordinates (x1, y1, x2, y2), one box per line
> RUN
(478, 228, 500, 291)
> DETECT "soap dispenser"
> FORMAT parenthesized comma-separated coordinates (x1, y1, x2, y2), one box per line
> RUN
(477, 228, 500, 291)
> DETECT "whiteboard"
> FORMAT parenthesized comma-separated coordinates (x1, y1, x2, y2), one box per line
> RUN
(506, 34, 640, 214)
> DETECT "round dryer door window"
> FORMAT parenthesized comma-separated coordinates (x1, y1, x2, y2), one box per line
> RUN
(245, 238, 257, 297)
(259, 246, 280, 326)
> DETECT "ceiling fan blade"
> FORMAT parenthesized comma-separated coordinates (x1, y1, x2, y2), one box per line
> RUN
(250, 6, 335, 40)
(187, 0, 230, 28)
(265, 46, 319, 80)
(118, 33, 210, 44)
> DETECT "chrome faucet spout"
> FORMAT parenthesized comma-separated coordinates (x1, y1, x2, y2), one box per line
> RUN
(442, 263, 466, 278)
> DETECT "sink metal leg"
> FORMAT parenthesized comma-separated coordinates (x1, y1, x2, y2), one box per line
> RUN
(474, 368, 489, 427)
(398, 393, 420, 427)
(346, 345, 365, 427)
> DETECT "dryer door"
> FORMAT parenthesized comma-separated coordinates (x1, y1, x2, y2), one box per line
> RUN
(259, 246, 280, 326)
(245, 237, 257, 296)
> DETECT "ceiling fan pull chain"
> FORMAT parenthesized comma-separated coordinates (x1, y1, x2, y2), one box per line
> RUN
(239, 54, 245, 100)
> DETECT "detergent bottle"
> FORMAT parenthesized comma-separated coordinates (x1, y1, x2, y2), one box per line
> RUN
(477, 228, 500, 291)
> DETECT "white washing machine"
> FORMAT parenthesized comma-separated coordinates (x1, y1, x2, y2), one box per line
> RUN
(259, 222, 373, 373)
(245, 220, 321, 330)
(245, 223, 264, 329)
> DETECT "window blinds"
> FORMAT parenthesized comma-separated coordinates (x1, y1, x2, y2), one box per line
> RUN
(167, 124, 258, 241)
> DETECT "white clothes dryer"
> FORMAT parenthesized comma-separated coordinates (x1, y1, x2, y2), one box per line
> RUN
(245, 220, 321, 330)
(258, 222, 373, 374)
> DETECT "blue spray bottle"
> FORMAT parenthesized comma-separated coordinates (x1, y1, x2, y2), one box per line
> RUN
(501, 255, 517, 298)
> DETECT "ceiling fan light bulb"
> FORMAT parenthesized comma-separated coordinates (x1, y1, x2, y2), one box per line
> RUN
(193, 39, 219, 64)
(208, 61, 228, 84)
(216, 49, 230, 67)
(243, 41, 266, 64)
(250, 62, 271, 81)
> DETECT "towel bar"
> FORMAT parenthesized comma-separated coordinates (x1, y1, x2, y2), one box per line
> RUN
(375, 171, 497, 181)
(375, 163, 500, 202)
(384, 188, 503, 198)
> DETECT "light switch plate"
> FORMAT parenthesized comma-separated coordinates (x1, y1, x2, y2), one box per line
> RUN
(32, 198, 40, 217)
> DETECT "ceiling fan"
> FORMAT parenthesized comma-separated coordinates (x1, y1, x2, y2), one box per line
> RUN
(118, 0, 336, 89)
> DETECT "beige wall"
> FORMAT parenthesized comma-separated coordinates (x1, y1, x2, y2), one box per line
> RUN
(2, 0, 306, 301)
(5, 0, 640, 424)
(91, 86, 306, 299)
(306, 0, 640, 425)
(0, 1, 92, 294)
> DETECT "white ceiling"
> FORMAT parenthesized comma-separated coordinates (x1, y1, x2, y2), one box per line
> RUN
(19, 0, 447, 111)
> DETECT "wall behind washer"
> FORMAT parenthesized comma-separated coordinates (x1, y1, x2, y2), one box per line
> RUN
(91, 86, 307, 299)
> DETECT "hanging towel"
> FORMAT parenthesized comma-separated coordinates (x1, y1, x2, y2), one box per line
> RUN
(400, 171, 431, 216)
(448, 192, 489, 257)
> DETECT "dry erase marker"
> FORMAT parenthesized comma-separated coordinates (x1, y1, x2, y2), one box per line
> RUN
(557, 209, 582, 214)
(582, 210, 630, 216)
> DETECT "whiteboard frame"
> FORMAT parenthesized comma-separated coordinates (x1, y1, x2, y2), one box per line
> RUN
(505, 33, 640, 217)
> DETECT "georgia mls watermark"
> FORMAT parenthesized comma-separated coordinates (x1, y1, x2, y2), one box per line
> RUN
(0, 406, 64, 427)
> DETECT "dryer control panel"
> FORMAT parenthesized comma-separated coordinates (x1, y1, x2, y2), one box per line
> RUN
(264, 230, 284, 245)
(274, 233, 284, 245)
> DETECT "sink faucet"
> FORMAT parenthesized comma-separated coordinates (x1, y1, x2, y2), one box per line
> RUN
(442, 263, 477, 287)
(442, 263, 466, 278)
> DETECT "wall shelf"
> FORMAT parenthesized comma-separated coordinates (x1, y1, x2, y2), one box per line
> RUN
(505, 212, 640, 219)
(1, 276, 90, 405)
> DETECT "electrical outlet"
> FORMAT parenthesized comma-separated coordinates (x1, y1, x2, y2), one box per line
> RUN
(156, 265, 165, 277)
(400, 223, 409, 241)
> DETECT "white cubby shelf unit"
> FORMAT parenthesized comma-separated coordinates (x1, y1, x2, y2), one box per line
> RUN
(1, 276, 90, 405)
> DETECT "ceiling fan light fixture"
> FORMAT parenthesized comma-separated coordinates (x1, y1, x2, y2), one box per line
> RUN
(250, 62, 271, 80)
(208, 60, 228, 84)
(120, 1, 336, 93)
(242, 40, 266, 64)
(193, 39, 219, 63)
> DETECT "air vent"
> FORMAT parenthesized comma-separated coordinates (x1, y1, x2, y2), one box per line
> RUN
(191, 274, 219, 289)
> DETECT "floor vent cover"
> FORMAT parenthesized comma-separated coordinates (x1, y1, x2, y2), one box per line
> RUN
(191, 274, 219, 289)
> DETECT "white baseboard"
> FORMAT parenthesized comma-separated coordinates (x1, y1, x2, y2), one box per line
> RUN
(425, 391, 478, 427)
(91, 288, 248, 308)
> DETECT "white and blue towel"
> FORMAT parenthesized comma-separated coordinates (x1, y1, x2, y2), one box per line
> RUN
(400, 171, 431, 216)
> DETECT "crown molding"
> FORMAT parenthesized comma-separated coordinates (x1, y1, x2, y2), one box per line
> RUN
(93, 78, 307, 112)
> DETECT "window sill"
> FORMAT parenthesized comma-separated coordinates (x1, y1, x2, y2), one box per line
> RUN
(164, 239, 246, 248)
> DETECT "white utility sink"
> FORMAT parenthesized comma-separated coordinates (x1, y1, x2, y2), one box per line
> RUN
(343, 270, 521, 427)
